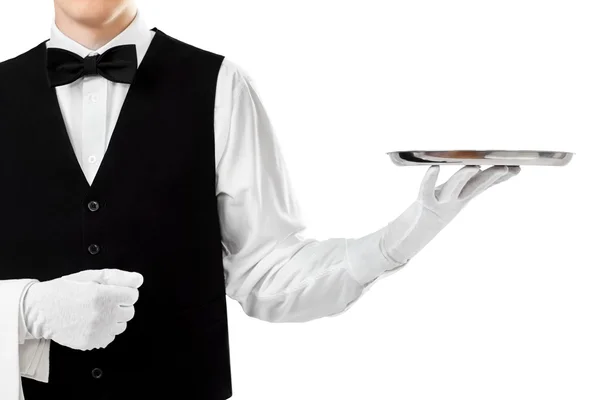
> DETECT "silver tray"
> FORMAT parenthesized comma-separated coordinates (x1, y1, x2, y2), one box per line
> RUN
(387, 150, 573, 166)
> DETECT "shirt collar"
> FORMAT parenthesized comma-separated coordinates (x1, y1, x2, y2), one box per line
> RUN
(46, 9, 153, 68)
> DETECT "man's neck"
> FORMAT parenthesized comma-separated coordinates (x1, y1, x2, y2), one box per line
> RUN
(54, 5, 138, 50)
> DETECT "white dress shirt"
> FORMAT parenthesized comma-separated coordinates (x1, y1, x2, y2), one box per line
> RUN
(0, 8, 407, 399)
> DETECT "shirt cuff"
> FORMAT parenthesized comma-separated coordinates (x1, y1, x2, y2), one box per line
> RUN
(18, 280, 38, 344)
(344, 229, 409, 287)
(19, 339, 50, 383)
(18, 279, 49, 383)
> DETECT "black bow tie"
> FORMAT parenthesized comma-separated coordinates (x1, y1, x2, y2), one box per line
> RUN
(46, 44, 138, 87)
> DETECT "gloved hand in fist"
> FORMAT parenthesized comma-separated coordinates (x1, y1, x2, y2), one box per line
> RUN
(21, 268, 144, 351)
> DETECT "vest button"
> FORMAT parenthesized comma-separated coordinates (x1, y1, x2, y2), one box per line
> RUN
(87, 244, 100, 255)
(87, 201, 100, 212)
(91, 368, 103, 379)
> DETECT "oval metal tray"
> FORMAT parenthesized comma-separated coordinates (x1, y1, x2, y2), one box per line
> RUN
(387, 150, 573, 166)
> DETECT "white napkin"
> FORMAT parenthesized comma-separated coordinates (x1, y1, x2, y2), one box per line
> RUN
(0, 279, 37, 400)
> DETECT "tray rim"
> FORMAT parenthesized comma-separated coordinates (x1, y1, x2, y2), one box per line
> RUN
(385, 149, 575, 155)
(387, 150, 574, 166)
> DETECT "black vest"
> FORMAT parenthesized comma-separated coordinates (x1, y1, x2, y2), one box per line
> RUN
(0, 28, 233, 400)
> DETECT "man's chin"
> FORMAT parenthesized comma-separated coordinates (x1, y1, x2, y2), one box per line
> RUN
(55, 0, 128, 28)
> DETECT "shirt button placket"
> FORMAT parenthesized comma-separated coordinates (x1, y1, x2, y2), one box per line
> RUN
(82, 75, 106, 181)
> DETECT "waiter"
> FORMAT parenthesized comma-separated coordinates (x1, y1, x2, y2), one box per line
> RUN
(0, 1, 520, 399)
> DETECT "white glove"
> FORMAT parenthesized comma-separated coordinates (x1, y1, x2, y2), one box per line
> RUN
(21, 269, 144, 351)
(380, 164, 521, 265)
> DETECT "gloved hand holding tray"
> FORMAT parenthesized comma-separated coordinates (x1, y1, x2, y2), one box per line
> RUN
(387, 150, 573, 166)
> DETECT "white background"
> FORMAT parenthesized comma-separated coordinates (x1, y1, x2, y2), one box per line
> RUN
(1, 1, 597, 399)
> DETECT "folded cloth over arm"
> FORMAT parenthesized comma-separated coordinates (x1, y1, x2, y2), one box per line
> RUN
(1, 279, 50, 400)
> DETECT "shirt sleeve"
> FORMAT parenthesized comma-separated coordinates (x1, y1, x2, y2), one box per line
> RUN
(214, 59, 408, 323)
